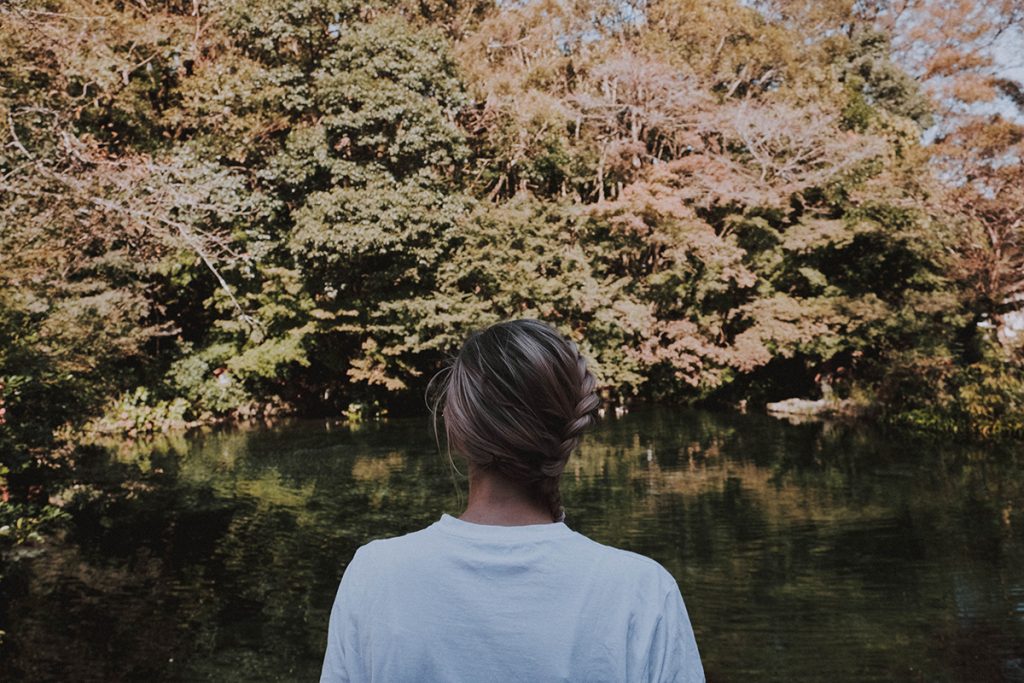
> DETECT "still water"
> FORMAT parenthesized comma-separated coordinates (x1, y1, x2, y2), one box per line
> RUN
(2, 407, 1022, 682)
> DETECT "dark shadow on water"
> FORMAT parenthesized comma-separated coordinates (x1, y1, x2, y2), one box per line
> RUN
(1, 408, 1022, 682)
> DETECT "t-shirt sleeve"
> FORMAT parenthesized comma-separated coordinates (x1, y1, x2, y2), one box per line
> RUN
(645, 578, 705, 683)
(320, 547, 370, 683)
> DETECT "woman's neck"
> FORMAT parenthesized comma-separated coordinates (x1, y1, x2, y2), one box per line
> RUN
(459, 466, 554, 526)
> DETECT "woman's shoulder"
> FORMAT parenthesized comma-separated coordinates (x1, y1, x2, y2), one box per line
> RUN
(349, 524, 438, 563)
(569, 532, 678, 588)
(346, 517, 678, 595)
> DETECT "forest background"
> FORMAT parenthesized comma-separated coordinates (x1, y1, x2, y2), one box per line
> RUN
(2, 0, 1024, 539)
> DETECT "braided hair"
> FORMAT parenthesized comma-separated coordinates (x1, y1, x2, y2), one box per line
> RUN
(433, 319, 600, 521)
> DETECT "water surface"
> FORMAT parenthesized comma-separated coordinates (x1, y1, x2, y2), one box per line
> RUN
(2, 408, 1022, 681)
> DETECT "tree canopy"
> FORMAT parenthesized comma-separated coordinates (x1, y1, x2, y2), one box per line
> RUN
(2, 0, 1023, 474)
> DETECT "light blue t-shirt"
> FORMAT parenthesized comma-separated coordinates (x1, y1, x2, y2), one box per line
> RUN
(320, 514, 704, 682)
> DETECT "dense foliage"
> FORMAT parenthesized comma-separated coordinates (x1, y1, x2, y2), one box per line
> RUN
(2, 0, 1023, 534)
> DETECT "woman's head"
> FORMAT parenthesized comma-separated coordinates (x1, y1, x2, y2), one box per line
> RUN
(433, 319, 600, 521)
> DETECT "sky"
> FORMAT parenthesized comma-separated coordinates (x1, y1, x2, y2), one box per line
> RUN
(995, 25, 1024, 79)
(993, 25, 1024, 121)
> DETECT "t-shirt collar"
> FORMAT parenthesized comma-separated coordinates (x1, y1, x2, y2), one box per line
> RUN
(433, 513, 573, 542)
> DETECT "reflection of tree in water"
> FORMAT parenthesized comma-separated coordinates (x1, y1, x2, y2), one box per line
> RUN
(4, 542, 189, 680)
(2, 410, 1021, 681)
(564, 411, 1023, 682)
(2, 419, 455, 681)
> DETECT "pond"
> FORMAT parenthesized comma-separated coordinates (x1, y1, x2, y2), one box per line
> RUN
(1, 407, 1022, 682)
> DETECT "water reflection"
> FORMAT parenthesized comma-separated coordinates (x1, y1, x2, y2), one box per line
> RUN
(1, 409, 1021, 682)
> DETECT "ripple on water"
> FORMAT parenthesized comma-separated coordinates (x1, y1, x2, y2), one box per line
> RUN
(3, 409, 1023, 683)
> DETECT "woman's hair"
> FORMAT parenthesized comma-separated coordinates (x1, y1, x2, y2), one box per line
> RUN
(430, 319, 600, 521)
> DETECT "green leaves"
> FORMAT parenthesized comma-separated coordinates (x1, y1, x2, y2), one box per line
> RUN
(1, 0, 1018, 442)
(313, 18, 468, 179)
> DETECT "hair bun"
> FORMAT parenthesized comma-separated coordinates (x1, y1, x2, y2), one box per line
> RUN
(436, 319, 600, 521)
